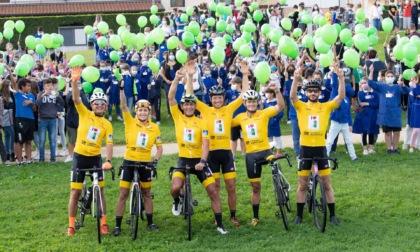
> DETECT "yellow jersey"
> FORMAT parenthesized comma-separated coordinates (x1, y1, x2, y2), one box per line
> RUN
(170, 104, 209, 158)
(74, 102, 113, 156)
(122, 111, 162, 162)
(232, 107, 278, 154)
(293, 100, 339, 147)
(196, 98, 242, 151)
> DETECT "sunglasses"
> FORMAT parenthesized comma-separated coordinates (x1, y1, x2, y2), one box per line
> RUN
(306, 89, 320, 94)
(93, 100, 106, 105)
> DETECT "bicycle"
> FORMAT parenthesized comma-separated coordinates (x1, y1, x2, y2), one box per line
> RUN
(75, 166, 115, 244)
(169, 165, 198, 241)
(120, 162, 157, 240)
(299, 157, 338, 233)
(255, 153, 293, 230)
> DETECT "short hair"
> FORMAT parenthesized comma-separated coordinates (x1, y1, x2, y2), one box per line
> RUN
(51, 78, 58, 84)
(44, 78, 53, 85)
(232, 77, 242, 84)
(385, 70, 395, 77)
(368, 49, 377, 59)
(409, 23, 416, 30)
(18, 78, 31, 90)
(37, 26, 43, 32)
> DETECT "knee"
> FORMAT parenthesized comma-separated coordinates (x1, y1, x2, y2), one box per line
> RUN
(118, 190, 129, 201)
(251, 184, 261, 194)
(142, 188, 152, 199)
(297, 182, 307, 192)
(70, 189, 81, 199)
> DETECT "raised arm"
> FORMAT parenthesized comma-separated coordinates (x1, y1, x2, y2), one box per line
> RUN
(168, 68, 185, 106)
(332, 64, 346, 104)
(268, 82, 285, 113)
(290, 68, 302, 103)
(70, 67, 82, 105)
(120, 87, 129, 112)
(184, 60, 197, 96)
(239, 60, 250, 94)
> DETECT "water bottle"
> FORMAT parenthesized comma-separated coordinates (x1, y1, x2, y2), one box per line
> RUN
(84, 187, 92, 209)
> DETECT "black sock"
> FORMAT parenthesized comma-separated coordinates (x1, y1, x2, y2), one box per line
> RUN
(252, 204, 259, 219)
(215, 213, 222, 227)
(297, 203, 305, 218)
(174, 197, 180, 204)
(328, 203, 335, 217)
(116, 216, 123, 228)
(146, 213, 153, 226)
(230, 210, 236, 218)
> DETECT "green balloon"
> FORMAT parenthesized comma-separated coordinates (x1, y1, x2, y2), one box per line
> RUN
(393, 43, 404, 61)
(109, 35, 122, 50)
(261, 24, 270, 35)
(354, 24, 368, 35)
(254, 62, 271, 84)
(108, 51, 118, 62)
(216, 20, 227, 33)
(233, 38, 246, 51)
(209, 1, 217, 11)
(210, 46, 225, 64)
(0, 64, 3, 75)
(16, 62, 30, 77)
(145, 33, 155, 46)
(148, 58, 160, 73)
(253, 10, 263, 22)
(368, 26, 378, 36)
(25, 35, 36, 50)
(403, 43, 418, 61)
(313, 14, 321, 25)
(57, 76, 66, 90)
(51, 33, 60, 44)
(138, 16, 148, 28)
(281, 18, 292, 31)
(315, 37, 330, 54)
(278, 36, 294, 55)
(3, 28, 13, 40)
(302, 35, 314, 48)
(293, 28, 303, 38)
(195, 33, 203, 43)
(97, 21, 109, 35)
(167, 36, 180, 50)
(20, 54, 34, 69)
(251, 1, 259, 10)
(150, 5, 158, 14)
(235, 0, 242, 7)
(0, 32, 2, 41)
(345, 38, 354, 47)
(186, 6, 194, 16)
(137, 33, 146, 46)
(180, 14, 188, 23)
(82, 82, 93, 94)
(403, 68, 417, 80)
(189, 21, 200, 37)
(244, 22, 256, 33)
(280, 0, 287, 4)
(84, 25, 94, 35)
(269, 28, 282, 43)
(226, 24, 235, 35)
(353, 34, 369, 52)
(114, 68, 121, 81)
(68, 54, 85, 67)
(116, 14, 127, 26)
(399, 36, 410, 46)
(182, 31, 195, 47)
(333, 23, 341, 34)
(153, 28, 165, 44)
(369, 35, 378, 46)
(35, 44, 46, 55)
(82, 66, 100, 83)
(150, 15, 159, 25)
(176, 49, 188, 64)
(117, 26, 127, 37)
(343, 49, 360, 68)
(382, 18, 394, 33)
(216, 3, 225, 15)
(302, 14, 312, 25)
(223, 34, 232, 43)
(207, 17, 216, 27)
(288, 43, 299, 59)
(321, 24, 338, 45)
(4, 20, 14, 30)
(15, 20, 25, 33)
(340, 28, 352, 44)
(318, 16, 327, 26)
(239, 44, 253, 57)
(241, 32, 252, 43)
(356, 8, 365, 21)
(214, 37, 226, 49)
(319, 54, 333, 68)
(97, 36, 108, 48)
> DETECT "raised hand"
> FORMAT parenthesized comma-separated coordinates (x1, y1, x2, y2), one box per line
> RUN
(185, 60, 197, 76)
(239, 60, 250, 75)
(71, 67, 82, 82)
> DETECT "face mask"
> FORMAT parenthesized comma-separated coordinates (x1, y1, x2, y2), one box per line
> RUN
(361, 83, 369, 90)
(143, 61, 148, 66)
(107, 66, 112, 71)
(133, 58, 139, 62)
(169, 55, 175, 61)
(316, 55, 320, 60)
(59, 69, 65, 74)
(390, 56, 396, 61)
(100, 67, 106, 71)
(230, 70, 236, 74)
(297, 86, 302, 91)
(271, 66, 277, 71)
(220, 63, 225, 68)
(386, 77, 395, 84)
(204, 71, 211, 75)
(409, 82, 417, 88)
(210, 64, 215, 68)
(162, 21, 167, 25)
(8, 48, 13, 51)
(118, 51, 123, 56)
(377, 76, 381, 82)
(235, 63, 240, 67)
(305, 62, 312, 67)
(131, 71, 137, 76)
(231, 84, 237, 90)
(55, 48, 61, 53)
(150, 49, 155, 53)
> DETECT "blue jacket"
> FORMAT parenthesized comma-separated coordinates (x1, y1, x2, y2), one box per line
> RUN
(409, 85, 420, 128)
(263, 99, 284, 137)
(353, 90, 380, 134)
(329, 73, 353, 125)
(226, 90, 246, 118)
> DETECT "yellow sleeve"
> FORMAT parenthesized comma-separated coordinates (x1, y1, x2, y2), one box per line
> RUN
(232, 114, 241, 127)
(75, 102, 89, 118)
(262, 106, 278, 118)
(170, 104, 181, 119)
(328, 100, 340, 111)
(226, 96, 243, 112)
(104, 121, 113, 145)
(123, 110, 134, 126)
(292, 99, 304, 111)
(196, 99, 208, 114)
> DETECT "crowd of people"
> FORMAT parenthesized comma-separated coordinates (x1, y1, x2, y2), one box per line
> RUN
(1, 0, 420, 237)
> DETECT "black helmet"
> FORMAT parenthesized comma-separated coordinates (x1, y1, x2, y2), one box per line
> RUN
(209, 86, 225, 97)
(180, 94, 196, 103)
(303, 79, 322, 90)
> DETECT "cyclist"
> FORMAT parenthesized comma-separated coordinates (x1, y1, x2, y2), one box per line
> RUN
(184, 60, 250, 227)
(290, 64, 345, 225)
(112, 90, 163, 236)
(231, 82, 285, 226)
(168, 68, 228, 235)
(66, 67, 114, 236)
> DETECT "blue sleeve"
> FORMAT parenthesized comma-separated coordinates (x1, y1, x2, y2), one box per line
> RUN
(368, 80, 380, 92)
(345, 84, 356, 98)
(329, 73, 339, 99)
(370, 92, 379, 109)
(347, 105, 352, 125)
(324, 78, 332, 91)
(401, 85, 410, 95)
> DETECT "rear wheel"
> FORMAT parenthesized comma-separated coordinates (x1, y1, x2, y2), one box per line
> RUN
(94, 187, 102, 244)
(313, 175, 327, 232)
(185, 180, 192, 241)
(306, 174, 314, 213)
(274, 175, 288, 231)
(278, 166, 291, 212)
(130, 184, 140, 240)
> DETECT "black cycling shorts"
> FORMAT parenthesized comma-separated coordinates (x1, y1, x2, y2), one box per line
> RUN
(230, 126, 242, 141)
(298, 146, 331, 177)
(382, 126, 401, 133)
(172, 157, 215, 188)
(70, 152, 103, 189)
(245, 149, 273, 182)
(208, 150, 236, 180)
(14, 118, 34, 144)
(119, 160, 153, 189)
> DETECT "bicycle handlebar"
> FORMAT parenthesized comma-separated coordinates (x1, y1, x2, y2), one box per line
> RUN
(254, 153, 293, 167)
(119, 161, 158, 178)
(298, 157, 338, 171)
(76, 167, 115, 181)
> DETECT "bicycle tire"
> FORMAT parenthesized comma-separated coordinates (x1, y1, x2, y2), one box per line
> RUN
(94, 187, 102, 244)
(306, 174, 314, 213)
(313, 175, 327, 232)
(185, 178, 192, 241)
(277, 164, 291, 212)
(274, 175, 288, 231)
(130, 184, 140, 240)
(76, 184, 87, 229)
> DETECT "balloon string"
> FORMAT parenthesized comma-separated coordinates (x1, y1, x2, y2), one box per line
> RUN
(385, 32, 389, 44)
(18, 33, 21, 42)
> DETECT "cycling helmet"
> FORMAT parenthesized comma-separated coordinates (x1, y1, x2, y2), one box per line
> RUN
(90, 92, 107, 103)
(135, 99, 151, 110)
(180, 94, 197, 103)
(243, 90, 259, 101)
(209, 86, 225, 97)
(303, 79, 322, 90)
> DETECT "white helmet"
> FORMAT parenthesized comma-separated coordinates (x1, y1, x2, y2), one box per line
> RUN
(90, 92, 107, 103)
(135, 99, 151, 110)
(243, 90, 259, 101)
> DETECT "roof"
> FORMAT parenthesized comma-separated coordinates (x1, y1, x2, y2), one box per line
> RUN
(0, 1, 164, 17)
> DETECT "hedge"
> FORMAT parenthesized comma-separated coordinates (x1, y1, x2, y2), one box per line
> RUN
(0, 12, 164, 50)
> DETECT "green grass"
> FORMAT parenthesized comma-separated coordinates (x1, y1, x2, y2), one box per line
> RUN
(1, 143, 419, 251)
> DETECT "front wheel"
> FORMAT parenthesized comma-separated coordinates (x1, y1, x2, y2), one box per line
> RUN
(94, 187, 102, 244)
(274, 175, 288, 231)
(130, 184, 140, 240)
(306, 174, 314, 213)
(279, 172, 291, 212)
(313, 175, 327, 232)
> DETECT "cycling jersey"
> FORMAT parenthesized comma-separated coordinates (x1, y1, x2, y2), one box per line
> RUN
(122, 111, 162, 162)
(232, 107, 278, 154)
(170, 104, 209, 158)
(293, 100, 338, 147)
(73, 102, 113, 156)
(196, 98, 242, 151)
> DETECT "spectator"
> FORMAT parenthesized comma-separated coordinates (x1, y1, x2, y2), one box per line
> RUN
(408, 75, 420, 152)
(1, 79, 15, 164)
(403, 0, 412, 34)
(370, 1, 383, 31)
(343, 3, 355, 30)
(411, 0, 419, 31)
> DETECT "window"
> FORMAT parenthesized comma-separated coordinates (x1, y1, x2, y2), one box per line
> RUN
(170, 0, 185, 7)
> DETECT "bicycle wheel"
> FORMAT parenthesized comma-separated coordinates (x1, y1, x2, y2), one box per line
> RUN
(94, 187, 102, 244)
(185, 180, 192, 241)
(76, 184, 87, 229)
(130, 184, 140, 240)
(313, 175, 327, 232)
(273, 175, 288, 231)
(306, 174, 314, 213)
(277, 165, 291, 212)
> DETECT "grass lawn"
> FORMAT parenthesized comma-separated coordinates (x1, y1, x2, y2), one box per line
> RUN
(1, 142, 419, 251)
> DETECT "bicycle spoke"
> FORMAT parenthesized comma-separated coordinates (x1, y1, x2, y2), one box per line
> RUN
(313, 175, 327, 232)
